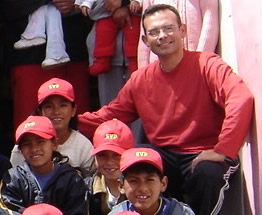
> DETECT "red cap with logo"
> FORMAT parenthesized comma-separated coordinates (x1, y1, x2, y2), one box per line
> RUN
(38, 78, 75, 105)
(115, 211, 140, 215)
(16, 116, 56, 145)
(92, 119, 134, 155)
(120, 148, 163, 173)
(22, 203, 63, 215)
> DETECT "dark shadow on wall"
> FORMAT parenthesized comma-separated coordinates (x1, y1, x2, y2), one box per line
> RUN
(0, 21, 14, 158)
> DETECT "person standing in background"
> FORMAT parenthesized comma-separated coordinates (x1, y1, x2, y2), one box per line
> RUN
(137, 0, 219, 67)
(1, 0, 93, 130)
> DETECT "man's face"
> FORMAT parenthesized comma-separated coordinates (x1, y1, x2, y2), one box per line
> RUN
(120, 172, 167, 215)
(142, 9, 186, 58)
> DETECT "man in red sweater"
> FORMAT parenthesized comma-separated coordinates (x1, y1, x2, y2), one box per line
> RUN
(78, 4, 253, 215)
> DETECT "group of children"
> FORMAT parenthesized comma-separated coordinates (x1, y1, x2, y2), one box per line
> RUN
(0, 77, 195, 215)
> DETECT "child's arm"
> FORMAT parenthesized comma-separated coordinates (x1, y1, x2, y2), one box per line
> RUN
(197, 0, 219, 52)
(75, 0, 93, 16)
(0, 170, 27, 213)
(61, 171, 88, 215)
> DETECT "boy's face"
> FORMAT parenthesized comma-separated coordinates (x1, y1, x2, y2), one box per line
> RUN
(40, 95, 76, 132)
(119, 172, 167, 215)
(19, 133, 56, 175)
(95, 151, 121, 180)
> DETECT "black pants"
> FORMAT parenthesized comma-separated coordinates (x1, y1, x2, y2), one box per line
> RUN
(136, 144, 239, 215)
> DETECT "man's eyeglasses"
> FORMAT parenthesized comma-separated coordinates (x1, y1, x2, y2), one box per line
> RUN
(147, 24, 178, 38)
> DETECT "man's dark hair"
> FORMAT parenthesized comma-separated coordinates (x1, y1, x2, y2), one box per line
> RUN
(142, 4, 182, 35)
(120, 162, 164, 182)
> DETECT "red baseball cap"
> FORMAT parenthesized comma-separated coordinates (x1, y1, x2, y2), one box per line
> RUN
(120, 148, 163, 173)
(22, 203, 63, 215)
(92, 119, 134, 155)
(38, 78, 75, 104)
(16, 116, 56, 145)
(115, 211, 140, 215)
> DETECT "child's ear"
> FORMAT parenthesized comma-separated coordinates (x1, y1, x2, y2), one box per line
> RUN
(118, 179, 126, 194)
(71, 104, 77, 117)
(160, 176, 168, 193)
(52, 138, 58, 150)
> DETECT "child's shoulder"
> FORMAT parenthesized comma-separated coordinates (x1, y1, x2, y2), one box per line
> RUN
(108, 200, 130, 215)
(162, 197, 195, 215)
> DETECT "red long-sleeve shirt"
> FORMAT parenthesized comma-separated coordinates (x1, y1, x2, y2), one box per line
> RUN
(79, 51, 253, 159)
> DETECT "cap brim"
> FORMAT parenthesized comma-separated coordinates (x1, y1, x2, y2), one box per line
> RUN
(121, 159, 163, 173)
(16, 131, 54, 145)
(92, 145, 126, 155)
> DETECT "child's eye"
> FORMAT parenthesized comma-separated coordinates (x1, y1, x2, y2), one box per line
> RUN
(147, 178, 156, 182)
(97, 153, 106, 158)
(20, 142, 30, 148)
(42, 104, 52, 109)
(60, 103, 69, 107)
(37, 139, 48, 144)
(127, 178, 137, 183)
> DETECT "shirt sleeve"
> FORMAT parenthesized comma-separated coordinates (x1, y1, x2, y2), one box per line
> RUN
(78, 78, 139, 138)
(201, 52, 254, 158)
(0, 170, 26, 213)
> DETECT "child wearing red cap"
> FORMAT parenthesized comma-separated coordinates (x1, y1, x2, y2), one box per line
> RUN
(0, 116, 88, 215)
(108, 148, 195, 215)
(86, 119, 134, 215)
(116, 211, 140, 215)
(10, 78, 94, 178)
(22, 203, 63, 215)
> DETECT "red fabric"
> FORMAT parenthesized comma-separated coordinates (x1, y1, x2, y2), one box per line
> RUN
(78, 51, 253, 159)
(94, 15, 140, 58)
(11, 62, 90, 130)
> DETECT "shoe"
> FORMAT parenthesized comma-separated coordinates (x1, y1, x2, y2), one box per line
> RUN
(89, 57, 111, 76)
(41, 57, 70, 70)
(14, 37, 46, 50)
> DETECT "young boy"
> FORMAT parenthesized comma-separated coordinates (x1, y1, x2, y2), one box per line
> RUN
(109, 148, 195, 215)
(0, 116, 88, 215)
(86, 119, 134, 215)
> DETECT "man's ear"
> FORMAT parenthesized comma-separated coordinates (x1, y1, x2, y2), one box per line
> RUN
(179, 24, 187, 38)
(142, 35, 150, 47)
(118, 179, 126, 194)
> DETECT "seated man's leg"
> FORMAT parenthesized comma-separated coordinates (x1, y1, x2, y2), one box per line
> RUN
(183, 159, 239, 215)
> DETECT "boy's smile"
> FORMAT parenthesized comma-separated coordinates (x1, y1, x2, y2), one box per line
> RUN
(95, 151, 121, 180)
(120, 172, 167, 215)
(19, 133, 56, 175)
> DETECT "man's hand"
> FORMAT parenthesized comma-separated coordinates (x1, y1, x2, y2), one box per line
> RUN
(104, 0, 121, 13)
(53, 0, 75, 15)
(112, 7, 131, 28)
(191, 150, 226, 173)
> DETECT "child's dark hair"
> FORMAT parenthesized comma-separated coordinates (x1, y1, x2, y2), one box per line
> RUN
(34, 102, 78, 130)
(120, 162, 164, 182)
